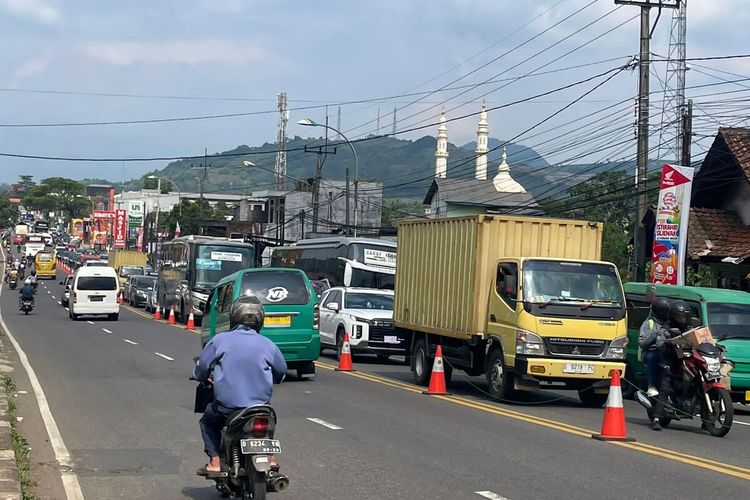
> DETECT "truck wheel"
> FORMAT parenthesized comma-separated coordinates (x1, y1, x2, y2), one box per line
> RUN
(412, 339, 432, 386)
(486, 348, 515, 402)
(578, 385, 608, 408)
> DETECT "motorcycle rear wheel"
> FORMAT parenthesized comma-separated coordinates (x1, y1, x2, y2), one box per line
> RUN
(703, 388, 733, 437)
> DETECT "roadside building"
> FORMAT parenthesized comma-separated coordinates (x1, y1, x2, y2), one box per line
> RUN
(424, 106, 540, 218)
(688, 127, 750, 289)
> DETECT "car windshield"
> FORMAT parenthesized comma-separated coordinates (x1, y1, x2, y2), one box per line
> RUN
(523, 260, 624, 306)
(344, 293, 393, 310)
(707, 303, 750, 340)
(77, 276, 117, 291)
(121, 266, 144, 277)
(195, 244, 254, 288)
(135, 277, 156, 289)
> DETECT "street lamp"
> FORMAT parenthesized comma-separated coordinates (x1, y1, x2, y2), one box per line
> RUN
(298, 118, 360, 236)
(147, 175, 182, 216)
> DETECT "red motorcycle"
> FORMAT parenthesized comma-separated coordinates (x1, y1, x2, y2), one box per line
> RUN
(636, 339, 734, 437)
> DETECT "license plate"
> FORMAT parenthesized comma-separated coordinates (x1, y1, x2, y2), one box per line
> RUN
(264, 316, 291, 327)
(384, 335, 399, 344)
(746, 390, 750, 403)
(240, 439, 281, 455)
(563, 363, 595, 374)
(90, 296, 104, 302)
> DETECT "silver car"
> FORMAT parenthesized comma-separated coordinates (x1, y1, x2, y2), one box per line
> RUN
(145, 279, 159, 313)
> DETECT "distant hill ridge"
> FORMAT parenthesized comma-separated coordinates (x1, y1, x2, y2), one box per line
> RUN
(117, 135, 639, 201)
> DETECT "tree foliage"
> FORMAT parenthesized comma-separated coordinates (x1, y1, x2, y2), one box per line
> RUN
(381, 198, 423, 228)
(0, 198, 18, 227)
(160, 199, 229, 236)
(23, 177, 91, 219)
(539, 170, 659, 279)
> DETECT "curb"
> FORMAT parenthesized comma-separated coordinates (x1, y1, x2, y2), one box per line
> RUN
(0, 336, 22, 500)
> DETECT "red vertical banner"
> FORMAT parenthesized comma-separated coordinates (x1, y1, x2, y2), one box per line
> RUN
(136, 227, 144, 252)
(114, 209, 127, 249)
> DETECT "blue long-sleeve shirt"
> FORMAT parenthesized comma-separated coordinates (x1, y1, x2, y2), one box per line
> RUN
(194, 326, 288, 409)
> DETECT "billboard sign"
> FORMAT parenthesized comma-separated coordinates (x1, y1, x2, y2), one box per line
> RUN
(650, 164, 694, 286)
(114, 209, 127, 249)
(127, 201, 144, 227)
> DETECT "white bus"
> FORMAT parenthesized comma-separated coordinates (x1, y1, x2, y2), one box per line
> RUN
(271, 237, 397, 290)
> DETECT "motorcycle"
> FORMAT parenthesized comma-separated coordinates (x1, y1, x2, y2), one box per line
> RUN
(197, 402, 289, 499)
(636, 338, 734, 437)
(19, 298, 33, 315)
(8, 278, 17, 290)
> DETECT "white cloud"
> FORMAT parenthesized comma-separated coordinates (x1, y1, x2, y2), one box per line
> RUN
(13, 52, 51, 79)
(81, 39, 267, 66)
(195, 0, 253, 14)
(0, 0, 59, 25)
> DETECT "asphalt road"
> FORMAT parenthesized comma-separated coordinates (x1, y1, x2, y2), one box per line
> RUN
(1, 267, 749, 499)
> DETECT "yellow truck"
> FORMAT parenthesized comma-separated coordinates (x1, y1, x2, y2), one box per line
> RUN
(108, 250, 148, 289)
(394, 214, 627, 407)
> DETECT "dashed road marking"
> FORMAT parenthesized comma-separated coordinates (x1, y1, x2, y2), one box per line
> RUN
(123, 339, 138, 345)
(101, 328, 112, 334)
(306, 418, 342, 430)
(51, 296, 56, 299)
(47, 290, 51, 294)
(476, 492, 509, 500)
(86, 320, 94, 325)
(736, 420, 750, 427)
(154, 352, 174, 361)
(58, 301, 62, 305)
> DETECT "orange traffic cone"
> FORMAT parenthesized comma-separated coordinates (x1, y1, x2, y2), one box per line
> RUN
(118, 292, 124, 305)
(153, 304, 161, 320)
(335, 332, 355, 372)
(423, 345, 450, 395)
(185, 311, 196, 330)
(592, 370, 635, 442)
(167, 307, 176, 325)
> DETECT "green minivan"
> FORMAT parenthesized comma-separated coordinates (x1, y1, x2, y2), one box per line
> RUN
(624, 282, 750, 404)
(201, 267, 320, 378)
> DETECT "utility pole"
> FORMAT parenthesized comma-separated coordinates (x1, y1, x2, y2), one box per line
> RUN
(392, 107, 397, 136)
(376, 107, 381, 135)
(680, 99, 693, 168)
(345, 168, 350, 236)
(305, 145, 337, 233)
(617, 0, 680, 281)
(191, 148, 210, 200)
(336, 106, 342, 139)
(275, 93, 289, 191)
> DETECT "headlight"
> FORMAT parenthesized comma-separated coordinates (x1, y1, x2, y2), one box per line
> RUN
(350, 316, 371, 324)
(703, 355, 721, 373)
(516, 329, 545, 355)
(605, 336, 629, 359)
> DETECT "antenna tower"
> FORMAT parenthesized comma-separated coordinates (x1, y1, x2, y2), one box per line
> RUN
(275, 92, 288, 190)
(660, 0, 688, 163)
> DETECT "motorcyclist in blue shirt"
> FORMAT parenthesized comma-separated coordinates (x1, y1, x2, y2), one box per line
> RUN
(194, 295, 287, 476)
(18, 278, 35, 307)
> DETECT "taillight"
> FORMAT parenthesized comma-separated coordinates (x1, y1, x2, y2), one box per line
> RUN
(73, 292, 77, 303)
(244, 416, 271, 437)
(313, 303, 320, 330)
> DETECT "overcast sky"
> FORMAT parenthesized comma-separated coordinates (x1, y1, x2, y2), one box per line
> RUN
(0, 0, 747, 184)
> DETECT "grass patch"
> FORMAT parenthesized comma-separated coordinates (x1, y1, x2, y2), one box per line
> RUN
(3, 375, 35, 500)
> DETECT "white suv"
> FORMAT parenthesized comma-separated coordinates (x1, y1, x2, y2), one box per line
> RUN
(319, 287, 406, 362)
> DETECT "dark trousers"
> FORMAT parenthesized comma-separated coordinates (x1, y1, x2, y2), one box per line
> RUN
(199, 402, 234, 458)
(643, 350, 660, 387)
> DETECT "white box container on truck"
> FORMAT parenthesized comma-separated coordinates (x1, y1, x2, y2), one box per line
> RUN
(394, 215, 628, 407)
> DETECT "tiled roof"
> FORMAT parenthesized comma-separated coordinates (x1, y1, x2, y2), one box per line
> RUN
(720, 127, 750, 180)
(688, 207, 750, 259)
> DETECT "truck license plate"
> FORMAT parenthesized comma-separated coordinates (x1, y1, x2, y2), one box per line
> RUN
(746, 390, 750, 403)
(240, 439, 282, 455)
(563, 363, 595, 374)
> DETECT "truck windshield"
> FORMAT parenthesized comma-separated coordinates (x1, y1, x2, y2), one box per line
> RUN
(194, 244, 254, 290)
(523, 261, 623, 306)
(707, 303, 750, 340)
(350, 268, 395, 289)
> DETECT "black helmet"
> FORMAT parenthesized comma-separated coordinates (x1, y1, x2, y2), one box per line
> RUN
(669, 300, 691, 328)
(650, 297, 670, 322)
(229, 295, 265, 331)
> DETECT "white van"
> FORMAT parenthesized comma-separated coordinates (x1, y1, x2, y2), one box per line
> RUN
(70, 267, 120, 321)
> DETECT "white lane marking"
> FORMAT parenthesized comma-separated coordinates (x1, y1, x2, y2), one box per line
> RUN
(86, 320, 94, 325)
(64, 307, 69, 311)
(47, 290, 51, 294)
(475, 492, 510, 500)
(101, 328, 112, 334)
(51, 296, 56, 300)
(57, 301, 62, 305)
(123, 339, 138, 345)
(306, 418, 343, 430)
(154, 352, 174, 361)
(0, 253, 85, 500)
(735, 420, 750, 427)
